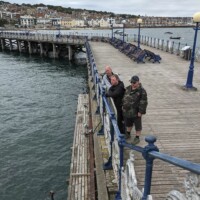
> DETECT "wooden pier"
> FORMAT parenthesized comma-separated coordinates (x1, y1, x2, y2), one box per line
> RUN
(88, 41, 200, 199)
(0, 31, 86, 60)
(67, 94, 95, 200)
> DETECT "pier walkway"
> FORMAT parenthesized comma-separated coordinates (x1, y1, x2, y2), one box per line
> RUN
(89, 41, 200, 199)
(68, 94, 95, 200)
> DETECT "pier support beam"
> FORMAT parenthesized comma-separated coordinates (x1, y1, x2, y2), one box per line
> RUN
(18, 41, 21, 52)
(1, 39, 5, 50)
(9, 39, 13, 51)
(68, 45, 72, 61)
(28, 41, 32, 54)
(53, 43, 56, 58)
(40, 42, 43, 56)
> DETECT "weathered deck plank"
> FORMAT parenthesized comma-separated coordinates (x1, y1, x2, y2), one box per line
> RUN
(68, 94, 90, 200)
(89, 41, 200, 199)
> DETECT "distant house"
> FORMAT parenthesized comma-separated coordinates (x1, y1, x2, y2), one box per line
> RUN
(20, 15, 36, 28)
(99, 18, 109, 28)
(74, 19, 85, 27)
(0, 11, 20, 21)
(50, 18, 62, 27)
(61, 17, 75, 28)
(36, 7, 48, 18)
(87, 19, 99, 27)
(108, 18, 116, 27)
(36, 17, 51, 28)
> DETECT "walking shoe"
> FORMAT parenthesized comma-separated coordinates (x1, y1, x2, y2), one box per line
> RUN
(125, 132, 131, 139)
(132, 137, 140, 145)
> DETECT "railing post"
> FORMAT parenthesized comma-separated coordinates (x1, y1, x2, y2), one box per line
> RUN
(142, 136, 159, 200)
(115, 137, 125, 200)
(177, 42, 180, 55)
(171, 41, 174, 54)
(97, 86, 105, 135)
(150, 37, 152, 47)
(153, 38, 156, 48)
(161, 39, 164, 51)
(95, 76, 100, 114)
(157, 38, 160, 49)
(166, 40, 169, 52)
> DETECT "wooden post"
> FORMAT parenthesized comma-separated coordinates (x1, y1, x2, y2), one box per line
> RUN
(53, 43, 56, 58)
(68, 45, 72, 61)
(9, 39, 13, 51)
(1, 39, 5, 50)
(28, 41, 32, 54)
(40, 42, 43, 56)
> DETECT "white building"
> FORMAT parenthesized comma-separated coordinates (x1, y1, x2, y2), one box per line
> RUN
(50, 18, 62, 26)
(99, 18, 109, 28)
(20, 15, 36, 28)
(88, 19, 99, 27)
(36, 17, 51, 27)
(74, 19, 85, 27)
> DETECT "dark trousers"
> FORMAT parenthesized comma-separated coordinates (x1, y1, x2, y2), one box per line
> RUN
(117, 108, 124, 134)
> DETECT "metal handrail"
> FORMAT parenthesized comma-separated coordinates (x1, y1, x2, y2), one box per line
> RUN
(0, 31, 87, 45)
(86, 40, 200, 200)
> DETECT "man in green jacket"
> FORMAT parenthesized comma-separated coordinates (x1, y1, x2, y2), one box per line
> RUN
(122, 75, 148, 145)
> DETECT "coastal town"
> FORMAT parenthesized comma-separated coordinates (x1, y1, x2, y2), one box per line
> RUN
(0, 1, 194, 29)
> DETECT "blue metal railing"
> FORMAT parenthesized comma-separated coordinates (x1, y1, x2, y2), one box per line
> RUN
(85, 40, 200, 200)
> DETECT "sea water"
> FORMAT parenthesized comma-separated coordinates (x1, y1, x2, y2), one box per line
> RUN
(0, 52, 87, 200)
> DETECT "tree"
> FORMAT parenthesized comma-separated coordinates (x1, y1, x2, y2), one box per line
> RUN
(0, 19, 8, 26)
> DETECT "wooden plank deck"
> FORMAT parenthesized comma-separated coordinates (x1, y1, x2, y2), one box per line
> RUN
(89, 41, 200, 199)
(67, 94, 90, 200)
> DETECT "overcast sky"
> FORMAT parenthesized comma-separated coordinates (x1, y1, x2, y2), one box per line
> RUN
(6, 0, 200, 17)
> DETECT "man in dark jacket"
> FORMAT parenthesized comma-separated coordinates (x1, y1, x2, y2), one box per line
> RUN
(106, 74, 125, 134)
(122, 75, 148, 145)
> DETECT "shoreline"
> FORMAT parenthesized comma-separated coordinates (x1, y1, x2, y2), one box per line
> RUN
(3, 25, 195, 31)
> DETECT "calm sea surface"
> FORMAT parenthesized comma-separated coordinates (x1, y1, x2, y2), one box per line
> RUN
(39, 27, 200, 48)
(0, 52, 87, 200)
(0, 27, 199, 200)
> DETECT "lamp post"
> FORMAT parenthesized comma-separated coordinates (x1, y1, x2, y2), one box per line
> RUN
(111, 23, 113, 40)
(137, 18, 143, 48)
(122, 20, 126, 43)
(184, 12, 200, 90)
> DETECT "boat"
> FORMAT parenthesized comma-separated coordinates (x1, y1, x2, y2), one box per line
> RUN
(114, 30, 122, 34)
(164, 31, 173, 34)
(170, 36, 181, 39)
(114, 30, 127, 36)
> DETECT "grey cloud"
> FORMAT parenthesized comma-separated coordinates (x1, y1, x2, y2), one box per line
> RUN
(7, 0, 200, 17)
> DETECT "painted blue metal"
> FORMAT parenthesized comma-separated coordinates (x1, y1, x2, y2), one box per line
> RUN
(97, 87, 106, 136)
(142, 136, 159, 200)
(122, 24, 125, 43)
(150, 151, 200, 175)
(185, 22, 200, 89)
(111, 24, 114, 40)
(138, 23, 141, 48)
(122, 141, 143, 153)
(103, 156, 113, 170)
